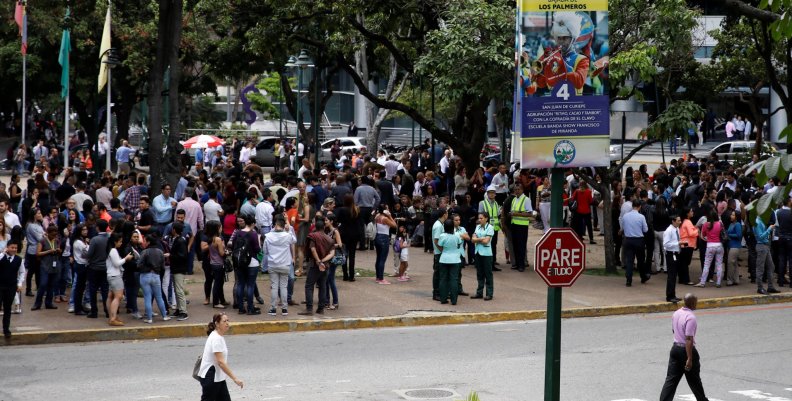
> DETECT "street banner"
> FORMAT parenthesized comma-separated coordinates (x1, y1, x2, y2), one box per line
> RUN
(98, 6, 111, 93)
(516, 0, 610, 168)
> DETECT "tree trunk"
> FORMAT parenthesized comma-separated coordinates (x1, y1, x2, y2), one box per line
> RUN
(594, 172, 617, 273)
(148, 0, 175, 195)
(164, 0, 184, 190)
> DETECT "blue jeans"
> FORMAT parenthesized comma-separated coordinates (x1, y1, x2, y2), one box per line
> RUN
(324, 263, 338, 305)
(68, 263, 90, 308)
(34, 269, 61, 308)
(235, 265, 258, 312)
(140, 272, 167, 320)
(374, 234, 390, 280)
(57, 256, 72, 297)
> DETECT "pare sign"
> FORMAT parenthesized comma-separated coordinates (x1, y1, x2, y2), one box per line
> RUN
(534, 228, 586, 287)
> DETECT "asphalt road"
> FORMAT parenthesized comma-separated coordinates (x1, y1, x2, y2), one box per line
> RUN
(1, 303, 791, 401)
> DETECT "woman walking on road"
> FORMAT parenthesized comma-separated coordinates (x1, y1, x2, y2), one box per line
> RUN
(198, 313, 244, 401)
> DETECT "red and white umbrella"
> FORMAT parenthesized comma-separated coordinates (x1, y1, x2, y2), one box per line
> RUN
(181, 134, 225, 149)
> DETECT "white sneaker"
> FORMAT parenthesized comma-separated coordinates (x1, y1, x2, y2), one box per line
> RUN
(162, 315, 172, 321)
(143, 319, 153, 324)
(131, 313, 142, 319)
(67, 306, 75, 313)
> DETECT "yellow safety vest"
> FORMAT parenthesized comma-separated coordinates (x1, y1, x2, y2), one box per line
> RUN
(482, 200, 500, 231)
(511, 195, 530, 226)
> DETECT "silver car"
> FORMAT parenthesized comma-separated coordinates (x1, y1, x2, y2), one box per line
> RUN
(320, 137, 368, 161)
(253, 136, 294, 167)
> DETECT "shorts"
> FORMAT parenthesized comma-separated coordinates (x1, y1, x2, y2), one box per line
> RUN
(108, 275, 124, 291)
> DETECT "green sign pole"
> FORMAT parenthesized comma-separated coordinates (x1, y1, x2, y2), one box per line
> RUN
(545, 167, 564, 401)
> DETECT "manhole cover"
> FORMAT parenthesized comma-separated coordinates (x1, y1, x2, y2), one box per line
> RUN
(394, 388, 460, 400)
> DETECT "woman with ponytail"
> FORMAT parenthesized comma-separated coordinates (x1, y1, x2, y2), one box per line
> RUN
(198, 313, 243, 400)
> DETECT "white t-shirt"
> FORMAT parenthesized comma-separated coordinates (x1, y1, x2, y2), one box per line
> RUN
(199, 331, 229, 382)
(204, 199, 223, 223)
(3, 212, 21, 229)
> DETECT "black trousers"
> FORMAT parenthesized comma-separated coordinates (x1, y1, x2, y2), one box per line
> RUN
(24, 256, 39, 294)
(659, 345, 708, 401)
(200, 366, 231, 401)
(665, 251, 679, 301)
(432, 254, 441, 298)
(342, 237, 359, 280)
(86, 269, 109, 317)
(0, 287, 15, 334)
(623, 237, 647, 284)
(490, 231, 499, 264)
(511, 224, 529, 271)
(73, 263, 88, 314)
(679, 247, 694, 284)
(304, 263, 327, 311)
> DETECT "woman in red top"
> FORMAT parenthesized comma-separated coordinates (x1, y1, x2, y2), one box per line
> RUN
(570, 181, 595, 244)
(221, 204, 237, 243)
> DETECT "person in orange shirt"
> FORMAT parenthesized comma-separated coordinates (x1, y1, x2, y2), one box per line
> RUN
(97, 202, 112, 224)
(678, 207, 699, 286)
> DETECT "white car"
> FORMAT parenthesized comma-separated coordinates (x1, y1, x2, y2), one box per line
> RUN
(320, 137, 368, 161)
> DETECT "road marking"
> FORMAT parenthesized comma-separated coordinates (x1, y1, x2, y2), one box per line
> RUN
(335, 379, 351, 383)
(647, 304, 792, 319)
(678, 395, 725, 401)
(610, 399, 646, 401)
(260, 397, 285, 400)
(730, 390, 792, 400)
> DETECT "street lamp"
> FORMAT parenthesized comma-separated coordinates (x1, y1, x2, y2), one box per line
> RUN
(101, 47, 120, 172)
(285, 50, 314, 166)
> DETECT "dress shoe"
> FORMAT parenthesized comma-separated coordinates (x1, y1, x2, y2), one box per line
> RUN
(86, 314, 98, 318)
(626, 282, 632, 287)
(432, 296, 440, 301)
(45, 305, 58, 310)
(511, 266, 519, 270)
(297, 310, 314, 316)
(349, 278, 356, 282)
(767, 288, 781, 294)
(315, 309, 324, 314)
(667, 298, 681, 303)
(74, 311, 87, 316)
(517, 268, 525, 272)
(30, 305, 41, 311)
(589, 240, 597, 245)
(484, 296, 493, 301)
(238, 309, 248, 315)
(248, 309, 262, 315)
(256, 296, 265, 305)
(3, 331, 11, 338)
(470, 294, 484, 299)
(25, 291, 34, 297)
(757, 288, 768, 295)
(492, 267, 502, 272)
(641, 276, 650, 284)
(440, 300, 449, 304)
(458, 291, 469, 296)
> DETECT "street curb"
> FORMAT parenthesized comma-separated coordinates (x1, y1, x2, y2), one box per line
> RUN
(4, 292, 791, 346)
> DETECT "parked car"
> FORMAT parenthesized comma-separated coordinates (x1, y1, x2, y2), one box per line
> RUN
(609, 144, 623, 161)
(320, 137, 367, 161)
(252, 136, 295, 167)
(693, 140, 777, 161)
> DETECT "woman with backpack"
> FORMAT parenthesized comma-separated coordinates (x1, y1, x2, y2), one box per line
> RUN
(203, 221, 227, 309)
(228, 215, 261, 315)
(137, 234, 169, 324)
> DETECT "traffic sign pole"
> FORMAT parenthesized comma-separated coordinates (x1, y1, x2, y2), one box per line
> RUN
(545, 168, 564, 401)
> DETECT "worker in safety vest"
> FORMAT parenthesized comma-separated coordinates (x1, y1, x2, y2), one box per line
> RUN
(478, 185, 502, 271)
(509, 183, 535, 272)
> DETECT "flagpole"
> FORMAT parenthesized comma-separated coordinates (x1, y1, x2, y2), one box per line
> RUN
(64, 88, 69, 171)
(22, 53, 26, 146)
(106, 67, 112, 173)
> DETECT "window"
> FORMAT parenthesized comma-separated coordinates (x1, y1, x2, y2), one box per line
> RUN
(341, 140, 355, 147)
(257, 139, 275, 150)
(712, 144, 729, 154)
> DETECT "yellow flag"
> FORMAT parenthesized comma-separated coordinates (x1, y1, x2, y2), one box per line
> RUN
(97, 7, 111, 93)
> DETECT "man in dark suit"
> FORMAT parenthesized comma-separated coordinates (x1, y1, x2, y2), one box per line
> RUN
(376, 171, 396, 210)
(0, 242, 24, 337)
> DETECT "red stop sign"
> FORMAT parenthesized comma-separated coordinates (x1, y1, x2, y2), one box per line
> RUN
(534, 228, 586, 287)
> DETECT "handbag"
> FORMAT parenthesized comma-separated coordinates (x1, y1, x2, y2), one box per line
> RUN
(568, 199, 578, 214)
(192, 355, 203, 381)
(330, 245, 347, 266)
(223, 257, 234, 273)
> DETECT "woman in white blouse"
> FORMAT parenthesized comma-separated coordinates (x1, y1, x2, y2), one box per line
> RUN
(106, 232, 134, 326)
(199, 313, 243, 399)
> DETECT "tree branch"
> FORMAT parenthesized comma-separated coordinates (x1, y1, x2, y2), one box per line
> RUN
(710, 0, 779, 23)
(337, 54, 447, 139)
(346, 16, 415, 73)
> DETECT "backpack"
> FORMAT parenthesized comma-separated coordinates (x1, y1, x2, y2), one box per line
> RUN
(231, 230, 252, 269)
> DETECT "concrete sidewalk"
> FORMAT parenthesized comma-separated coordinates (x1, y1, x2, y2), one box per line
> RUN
(4, 232, 790, 346)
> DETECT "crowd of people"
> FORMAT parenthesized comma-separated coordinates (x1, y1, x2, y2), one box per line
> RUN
(0, 129, 789, 338)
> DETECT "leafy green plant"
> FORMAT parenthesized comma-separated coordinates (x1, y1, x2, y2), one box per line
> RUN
(456, 391, 481, 401)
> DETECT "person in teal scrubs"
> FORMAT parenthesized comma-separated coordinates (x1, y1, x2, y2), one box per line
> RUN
(438, 219, 462, 305)
(471, 212, 495, 300)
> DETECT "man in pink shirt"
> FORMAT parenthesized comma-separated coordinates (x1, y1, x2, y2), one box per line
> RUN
(176, 187, 204, 275)
(659, 293, 709, 401)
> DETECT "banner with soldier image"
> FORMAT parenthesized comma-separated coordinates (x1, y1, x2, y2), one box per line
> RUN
(515, 0, 610, 168)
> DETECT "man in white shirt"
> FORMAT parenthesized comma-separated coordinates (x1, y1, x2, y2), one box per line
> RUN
(70, 182, 93, 212)
(663, 214, 683, 303)
(95, 177, 114, 208)
(743, 118, 753, 141)
(0, 199, 21, 229)
(239, 143, 252, 164)
(255, 189, 275, 235)
(735, 115, 746, 138)
(297, 159, 312, 180)
(203, 190, 223, 223)
(384, 155, 400, 180)
(491, 163, 510, 203)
